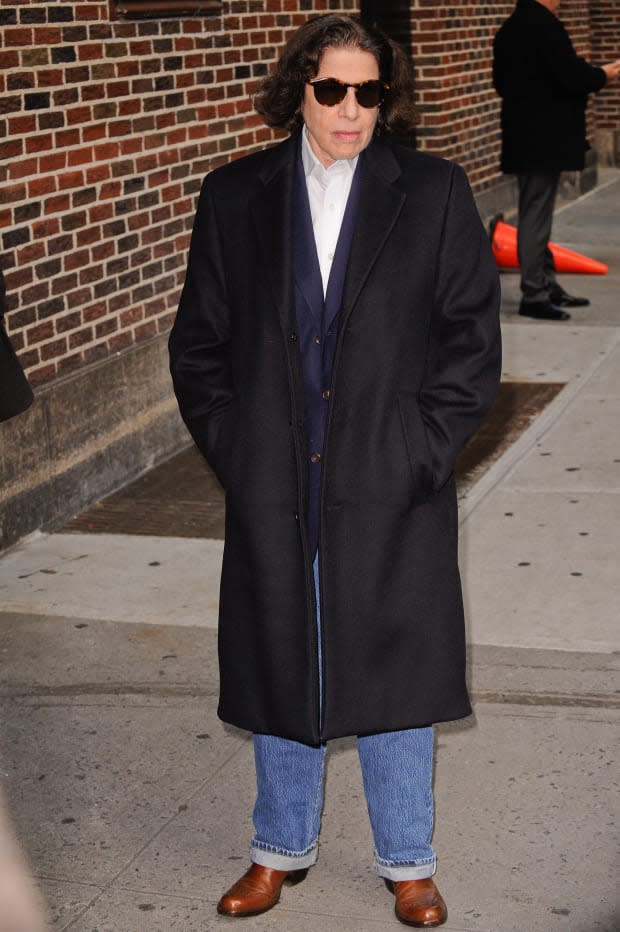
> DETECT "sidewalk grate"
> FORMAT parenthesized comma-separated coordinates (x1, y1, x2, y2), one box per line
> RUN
(456, 380, 564, 491)
(59, 381, 564, 539)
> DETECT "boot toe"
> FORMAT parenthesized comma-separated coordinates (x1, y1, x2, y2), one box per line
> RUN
(217, 863, 307, 918)
(391, 877, 448, 928)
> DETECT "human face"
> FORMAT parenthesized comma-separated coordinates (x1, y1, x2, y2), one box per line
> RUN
(301, 46, 381, 168)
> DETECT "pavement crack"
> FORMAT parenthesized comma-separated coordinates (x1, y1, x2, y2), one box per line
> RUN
(0, 682, 219, 699)
(1, 684, 617, 709)
(471, 689, 620, 709)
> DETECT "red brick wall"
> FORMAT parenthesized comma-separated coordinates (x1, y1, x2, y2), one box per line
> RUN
(591, 0, 620, 162)
(1, 0, 617, 393)
(561, 0, 596, 146)
(409, 0, 510, 192)
(0, 0, 357, 389)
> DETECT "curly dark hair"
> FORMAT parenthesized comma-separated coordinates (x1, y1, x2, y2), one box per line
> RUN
(254, 14, 416, 138)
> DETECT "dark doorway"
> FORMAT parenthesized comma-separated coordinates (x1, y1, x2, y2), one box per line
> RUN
(360, 1, 416, 148)
(360, 0, 412, 56)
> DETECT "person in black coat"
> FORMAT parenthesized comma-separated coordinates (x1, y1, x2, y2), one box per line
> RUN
(0, 269, 34, 423)
(493, 0, 620, 320)
(170, 14, 501, 927)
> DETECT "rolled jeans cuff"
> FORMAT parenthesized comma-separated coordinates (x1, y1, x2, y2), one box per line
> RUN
(375, 856, 436, 882)
(250, 841, 319, 872)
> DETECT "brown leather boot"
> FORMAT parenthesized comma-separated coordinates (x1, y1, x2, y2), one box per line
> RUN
(386, 877, 448, 927)
(216, 862, 308, 917)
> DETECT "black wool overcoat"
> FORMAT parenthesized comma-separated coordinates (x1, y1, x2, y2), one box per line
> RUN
(493, 0, 606, 173)
(169, 135, 502, 746)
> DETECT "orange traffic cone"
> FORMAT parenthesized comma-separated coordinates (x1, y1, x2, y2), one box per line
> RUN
(489, 214, 608, 275)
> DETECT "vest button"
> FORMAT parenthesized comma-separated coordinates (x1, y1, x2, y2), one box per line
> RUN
(322, 390, 330, 401)
(314, 336, 321, 345)
(310, 452, 321, 464)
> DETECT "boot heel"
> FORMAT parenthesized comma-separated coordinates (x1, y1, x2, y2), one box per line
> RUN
(285, 868, 308, 886)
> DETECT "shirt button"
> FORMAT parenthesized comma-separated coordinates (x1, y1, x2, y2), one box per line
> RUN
(314, 336, 321, 345)
(327, 252, 334, 261)
(310, 452, 321, 464)
(322, 389, 330, 401)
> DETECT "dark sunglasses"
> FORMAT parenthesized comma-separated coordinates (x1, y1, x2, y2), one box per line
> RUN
(308, 77, 389, 109)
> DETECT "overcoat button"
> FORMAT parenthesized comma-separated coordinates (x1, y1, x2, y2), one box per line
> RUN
(310, 452, 321, 464)
(289, 331, 297, 342)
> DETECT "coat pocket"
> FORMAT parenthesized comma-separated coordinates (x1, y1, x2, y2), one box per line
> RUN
(397, 391, 434, 501)
(205, 398, 241, 491)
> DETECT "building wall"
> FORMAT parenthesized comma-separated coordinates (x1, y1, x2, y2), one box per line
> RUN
(0, 0, 618, 549)
(591, 0, 620, 164)
(410, 0, 509, 193)
(0, 0, 358, 548)
(1, 0, 357, 390)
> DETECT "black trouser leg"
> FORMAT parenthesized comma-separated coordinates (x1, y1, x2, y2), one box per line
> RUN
(517, 170, 560, 304)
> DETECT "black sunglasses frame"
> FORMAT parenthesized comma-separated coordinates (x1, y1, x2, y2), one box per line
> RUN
(308, 77, 390, 109)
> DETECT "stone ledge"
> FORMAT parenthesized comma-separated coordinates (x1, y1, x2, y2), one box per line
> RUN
(0, 334, 189, 551)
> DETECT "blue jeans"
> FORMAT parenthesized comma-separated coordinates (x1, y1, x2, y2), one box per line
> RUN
(250, 557, 436, 881)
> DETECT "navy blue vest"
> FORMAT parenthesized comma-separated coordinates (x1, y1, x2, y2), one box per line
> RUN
(293, 151, 362, 556)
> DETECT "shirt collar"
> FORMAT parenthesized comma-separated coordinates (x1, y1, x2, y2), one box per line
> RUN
(301, 125, 358, 186)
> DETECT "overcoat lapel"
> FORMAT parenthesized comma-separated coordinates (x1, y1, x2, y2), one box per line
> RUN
(292, 157, 324, 326)
(250, 137, 298, 338)
(340, 142, 406, 326)
(249, 137, 405, 338)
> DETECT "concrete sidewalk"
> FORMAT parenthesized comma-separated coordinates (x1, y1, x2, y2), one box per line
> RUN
(1, 173, 619, 932)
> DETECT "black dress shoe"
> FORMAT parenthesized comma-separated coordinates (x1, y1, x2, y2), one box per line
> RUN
(518, 300, 570, 321)
(550, 287, 590, 308)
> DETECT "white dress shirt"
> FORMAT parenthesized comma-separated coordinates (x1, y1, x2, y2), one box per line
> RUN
(301, 126, 358, 297)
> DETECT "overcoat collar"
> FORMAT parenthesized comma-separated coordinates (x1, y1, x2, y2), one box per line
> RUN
(250, 136, 298, 336)
(340, 139, 406, 325)
(250, 133, 407, 335)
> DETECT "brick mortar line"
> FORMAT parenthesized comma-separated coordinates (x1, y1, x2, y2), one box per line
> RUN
(2, 138, 263, 193)
(23, 309, 178, 355)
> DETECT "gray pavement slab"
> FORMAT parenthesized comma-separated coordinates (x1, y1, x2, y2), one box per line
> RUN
(553, 172, 620, 247)
(2, 697, 244, 887)
(498, 324, 618, 383)
(0, 533, 223, 629)
(2, 680, 618, 930)
(0, 614, 220, 690)
(1, 616, 619, 930)
(504, 396, 620, 490)
(462, 490, 620, 652)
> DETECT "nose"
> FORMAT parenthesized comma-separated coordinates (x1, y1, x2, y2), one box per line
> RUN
(338, 86, 360, 120)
